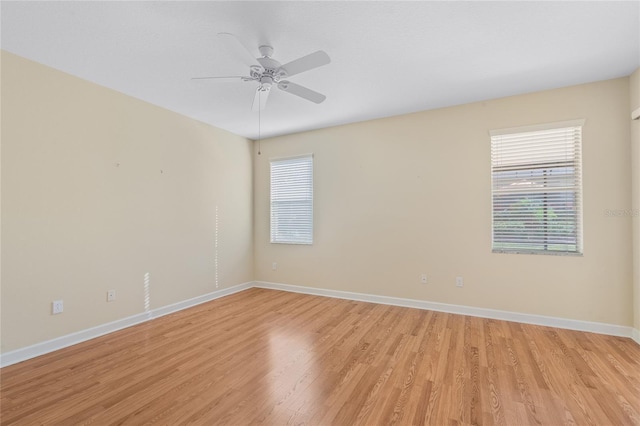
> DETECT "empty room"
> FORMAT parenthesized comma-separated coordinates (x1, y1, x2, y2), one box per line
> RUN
(1, 1, 639, 425)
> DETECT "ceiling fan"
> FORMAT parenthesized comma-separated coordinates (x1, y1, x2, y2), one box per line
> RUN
(193, 33, 330, 111)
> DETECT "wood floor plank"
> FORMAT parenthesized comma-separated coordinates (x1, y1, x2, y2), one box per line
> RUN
(1, 288, 639, 425)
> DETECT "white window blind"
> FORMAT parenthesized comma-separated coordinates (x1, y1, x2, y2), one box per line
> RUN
(491, 121, 583, 255)
(270, 154, 313, 244)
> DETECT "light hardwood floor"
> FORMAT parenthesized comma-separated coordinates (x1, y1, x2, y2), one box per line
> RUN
(1, 288, 639, 425)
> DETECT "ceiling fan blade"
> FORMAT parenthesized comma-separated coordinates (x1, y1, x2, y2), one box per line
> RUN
(277, 81, 326, 104)
(252, 86, 271, 112)
(191, 76, 251, 81)
(218, 32, 259, 67)
(278, 51, 330, 77)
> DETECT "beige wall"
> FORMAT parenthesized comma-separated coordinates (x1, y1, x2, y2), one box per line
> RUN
(631, 68, 640, 332)
(254, 78, 633, 327)
(1, 52, 254, 353)
(0, 51, 3, 352)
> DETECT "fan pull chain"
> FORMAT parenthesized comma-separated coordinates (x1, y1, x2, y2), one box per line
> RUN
(258, 89, 262, 155)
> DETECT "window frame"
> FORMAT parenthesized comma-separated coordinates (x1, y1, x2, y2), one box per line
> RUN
(269, 153, 314, 245)
(490, 120, 585, 256)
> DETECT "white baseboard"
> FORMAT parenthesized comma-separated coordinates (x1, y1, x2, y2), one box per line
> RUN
(2, 280, 636, 368)
(0, 282, 253, 368)
(254, 281, 635, 339)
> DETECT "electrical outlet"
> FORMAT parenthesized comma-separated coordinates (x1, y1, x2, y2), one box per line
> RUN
(272, 262, 277, 271)
(456, 277, 464, 287)
(52, 300, 64, 314)
(107, 290, 116, 302)
(420, 274, 427, 284)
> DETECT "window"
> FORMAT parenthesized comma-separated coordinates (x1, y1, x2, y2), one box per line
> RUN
(490, 120, 584, 255)
(270, 154, 313, 244)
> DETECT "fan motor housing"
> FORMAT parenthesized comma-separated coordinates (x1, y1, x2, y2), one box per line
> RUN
(257, 56, 281, 72)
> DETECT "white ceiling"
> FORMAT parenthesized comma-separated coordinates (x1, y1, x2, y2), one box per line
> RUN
(2, 1, 639, 140)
